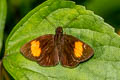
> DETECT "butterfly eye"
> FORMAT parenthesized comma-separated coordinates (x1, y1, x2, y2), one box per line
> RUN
(60, 30, 63, 33)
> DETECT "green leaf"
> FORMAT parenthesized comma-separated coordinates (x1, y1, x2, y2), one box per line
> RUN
(3, 0, 120, 80)
(0, 0, 7, 54)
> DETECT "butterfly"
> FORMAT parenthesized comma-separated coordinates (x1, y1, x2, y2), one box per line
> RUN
(20, 27, 94, 68)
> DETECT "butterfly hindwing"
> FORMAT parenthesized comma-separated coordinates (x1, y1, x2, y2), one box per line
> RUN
(60, 34, 94, 67)
(20, 34, 59, 66)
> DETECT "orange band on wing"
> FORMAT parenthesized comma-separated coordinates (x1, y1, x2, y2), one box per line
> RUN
(74, 41, 83, 58)
(31, 40, 41, 57)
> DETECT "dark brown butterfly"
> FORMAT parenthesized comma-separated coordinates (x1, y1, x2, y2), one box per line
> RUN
(20, 27, 94, 68)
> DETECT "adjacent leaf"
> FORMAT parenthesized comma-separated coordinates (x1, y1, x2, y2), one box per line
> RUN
(0, 0, 7, 54)
(3, 0, 120, 80)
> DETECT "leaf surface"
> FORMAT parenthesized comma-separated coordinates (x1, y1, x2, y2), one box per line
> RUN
(3, 0, 120, 80)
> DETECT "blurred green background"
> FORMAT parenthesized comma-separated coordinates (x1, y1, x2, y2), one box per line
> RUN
(1, 0, 120, 79)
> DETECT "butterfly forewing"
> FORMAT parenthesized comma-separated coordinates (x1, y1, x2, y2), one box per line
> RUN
(60, 34, 94, 67)
(20, 34, 59, 66)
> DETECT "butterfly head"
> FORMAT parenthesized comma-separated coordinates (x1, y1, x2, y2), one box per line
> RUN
(55, 27, 63, 43)
(56, 27, 63, 34)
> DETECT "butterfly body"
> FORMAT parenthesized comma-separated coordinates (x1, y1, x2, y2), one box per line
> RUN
(20, 27, 94, 68)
